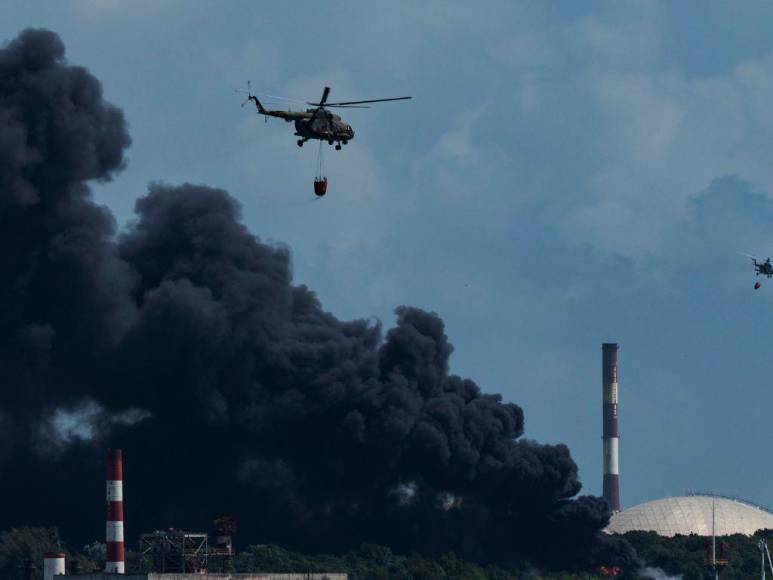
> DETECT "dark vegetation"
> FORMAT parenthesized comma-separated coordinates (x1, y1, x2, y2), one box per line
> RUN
(623, 528, 773, 579)
(0, 526, 608, 579)
(8, 525, 773, 579)
(9, 527, 773, 580)
(234, 543, 614, 579)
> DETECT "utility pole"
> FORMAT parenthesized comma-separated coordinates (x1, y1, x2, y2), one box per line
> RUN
(758, 539, 773, 580)
(711, 499, 719, 580)
(760, 539, 766, 580)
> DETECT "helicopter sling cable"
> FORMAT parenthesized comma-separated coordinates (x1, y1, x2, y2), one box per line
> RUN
(314, 140, 327, 196)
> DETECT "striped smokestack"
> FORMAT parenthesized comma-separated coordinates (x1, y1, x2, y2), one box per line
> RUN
(602, 343, 620, 512)
(105, 449, 125, 574)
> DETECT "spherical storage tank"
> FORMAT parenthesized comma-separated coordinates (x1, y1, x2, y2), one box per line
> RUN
(606, 495, 773, 537)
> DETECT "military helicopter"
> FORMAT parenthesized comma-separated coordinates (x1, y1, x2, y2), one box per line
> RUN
(740, 253, 773, 289)
(240, 82, 411, 150)
(742, 253, 773, 277)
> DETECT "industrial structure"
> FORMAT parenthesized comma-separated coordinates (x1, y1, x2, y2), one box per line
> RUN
(597, 345, 773, 540)
(213, 514, 237, 555)
(139, 526, 234, 573)
(606, 494, 773, 537)
(37, 449, 348, 579)
(106, 449, 125, 574)
(602, 343, 620, 512)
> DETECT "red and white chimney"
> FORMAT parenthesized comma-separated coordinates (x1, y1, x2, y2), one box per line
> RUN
(602, 343, 620, 512)
(105, 449, 125, 574)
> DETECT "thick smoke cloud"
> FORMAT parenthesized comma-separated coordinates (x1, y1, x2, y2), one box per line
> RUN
(0, 29, 634, 569)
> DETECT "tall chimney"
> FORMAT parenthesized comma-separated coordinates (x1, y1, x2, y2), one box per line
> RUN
(105, 449, 125, 574)
(602, 343, 620, 512)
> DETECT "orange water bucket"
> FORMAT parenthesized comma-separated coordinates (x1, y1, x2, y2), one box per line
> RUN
(313, 178, 328, 196)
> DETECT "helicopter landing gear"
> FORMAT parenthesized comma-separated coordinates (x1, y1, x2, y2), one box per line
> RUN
(328, 139, 334, 145)
(297, 138, 309, 147)
(342, 140, 348, 145)
(335, 143, 342, 151)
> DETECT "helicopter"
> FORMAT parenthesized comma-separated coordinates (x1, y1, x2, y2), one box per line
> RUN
(240, 82, 411, 150)
(742, 253, 773, 278)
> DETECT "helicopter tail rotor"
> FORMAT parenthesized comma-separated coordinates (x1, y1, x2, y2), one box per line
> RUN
(236, 81, 269, 115)
(236, 80, 253, 108)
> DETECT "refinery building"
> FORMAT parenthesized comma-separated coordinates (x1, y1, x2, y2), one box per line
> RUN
(36, 450, 347, 580)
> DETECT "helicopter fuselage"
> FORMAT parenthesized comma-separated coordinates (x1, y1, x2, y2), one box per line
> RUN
(294, 109, 354, 143)
(754, 260, 773, 277)
(261, 107, 354, 143)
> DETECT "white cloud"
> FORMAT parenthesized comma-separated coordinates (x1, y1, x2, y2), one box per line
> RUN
(430, 107, 484, 163)
(526, 16, 773, 256)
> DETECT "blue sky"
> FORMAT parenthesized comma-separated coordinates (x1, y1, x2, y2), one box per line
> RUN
(6, 1, 773, 510)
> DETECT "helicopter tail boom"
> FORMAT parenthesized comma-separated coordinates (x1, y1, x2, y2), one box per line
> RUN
(247, 92, 302, 121)
(248, 95, 268, 115)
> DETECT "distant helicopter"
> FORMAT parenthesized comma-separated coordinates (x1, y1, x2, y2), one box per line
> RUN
(742, 253, 773, 278)
(740, 253, 773, 289)
(239, 82, 411, 150)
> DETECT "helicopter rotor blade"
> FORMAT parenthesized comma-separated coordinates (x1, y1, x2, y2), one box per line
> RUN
(235, 81, 309, 106)
(739, 252, 761, 261)
(321, 96, 412, 106)
(306, 86, 332, 107)
(303, 87, 332, 108)
(326, 104, 371, 109)
(234, 90, 250, 108)
(304, 88, 332, 127)
(259, 93, 307, 105)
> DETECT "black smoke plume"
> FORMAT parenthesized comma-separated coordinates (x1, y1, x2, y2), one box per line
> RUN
(0, 29, 634, 569)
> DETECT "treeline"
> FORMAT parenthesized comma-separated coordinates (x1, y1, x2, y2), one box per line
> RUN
(8, 524, 773, 579)
(234, 543, 602, 580)
(238, 533, 773, 579)
(622, 528, 773, 579)
(0, 526, 611, 580)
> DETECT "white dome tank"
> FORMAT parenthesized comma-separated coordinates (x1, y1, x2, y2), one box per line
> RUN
(606, 494, 773, 537)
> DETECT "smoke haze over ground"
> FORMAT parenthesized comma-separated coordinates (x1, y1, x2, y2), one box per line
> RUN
(0, 28, 634, 569)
